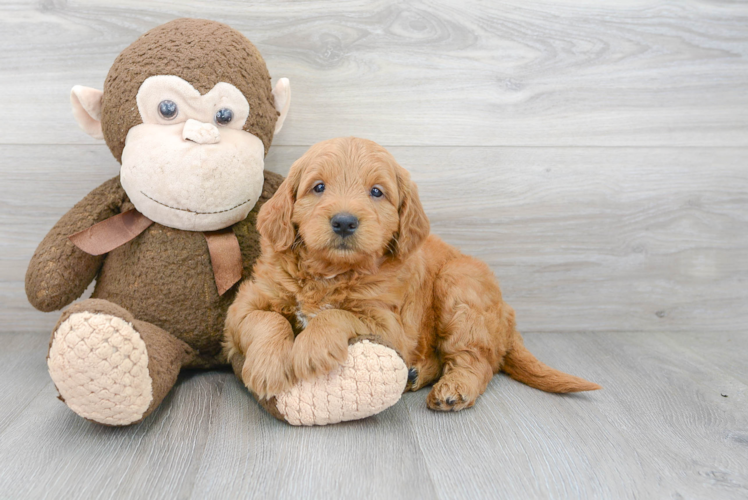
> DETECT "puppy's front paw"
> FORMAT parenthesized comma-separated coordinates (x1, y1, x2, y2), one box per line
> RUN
(291, 326, 349, 381)
(427, 376, 480, 412)
(242, 353, 295, 400)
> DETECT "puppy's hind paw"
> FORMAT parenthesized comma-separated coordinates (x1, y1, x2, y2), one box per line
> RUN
(427, 378, 479, 412)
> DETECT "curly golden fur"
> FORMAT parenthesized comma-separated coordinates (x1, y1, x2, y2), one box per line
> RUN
(225, 137, 600, 411)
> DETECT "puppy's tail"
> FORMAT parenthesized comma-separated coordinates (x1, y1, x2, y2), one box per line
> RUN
(502, 336, 601, 393)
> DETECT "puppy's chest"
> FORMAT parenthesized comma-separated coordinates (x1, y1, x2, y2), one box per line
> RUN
(293, 301, 331, 330)
(291, 282, 343, 330)
(290, 278, 365, 331)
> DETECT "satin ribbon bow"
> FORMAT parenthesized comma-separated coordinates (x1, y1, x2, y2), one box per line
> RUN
(68, 209, 243, 295)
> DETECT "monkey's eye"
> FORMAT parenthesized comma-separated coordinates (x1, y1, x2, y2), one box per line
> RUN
(313, 182, 325, 194)
(370, 186, 384, 198)
(158, 100, 178, 120)
(215, 108, 234, 126)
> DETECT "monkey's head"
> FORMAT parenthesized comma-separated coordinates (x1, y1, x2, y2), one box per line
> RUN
(70, 18, 291, 231)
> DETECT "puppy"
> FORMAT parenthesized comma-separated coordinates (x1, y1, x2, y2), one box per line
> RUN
(225, 137, 600, 411)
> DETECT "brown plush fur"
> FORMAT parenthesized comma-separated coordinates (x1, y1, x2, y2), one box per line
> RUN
(101, 18, 278, 162)
(225, 137, 601, 410)
(26, 20, 290, 425)
(27, 171, 284, 369)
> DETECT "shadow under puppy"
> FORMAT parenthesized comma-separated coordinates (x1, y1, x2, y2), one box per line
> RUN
(225, 137, 600, 412)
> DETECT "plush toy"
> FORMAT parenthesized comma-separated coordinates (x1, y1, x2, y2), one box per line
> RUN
(25, 18, 407, 426)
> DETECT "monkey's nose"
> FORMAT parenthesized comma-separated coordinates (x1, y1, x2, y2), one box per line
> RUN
(331, 213, 359, 238)
(182, 119, 221, 144)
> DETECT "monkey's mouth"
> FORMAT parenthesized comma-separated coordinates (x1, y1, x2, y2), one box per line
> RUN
(140, 191, 253, 215)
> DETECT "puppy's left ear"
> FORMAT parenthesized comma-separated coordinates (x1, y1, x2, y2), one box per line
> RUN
(394, 167, 430, 259)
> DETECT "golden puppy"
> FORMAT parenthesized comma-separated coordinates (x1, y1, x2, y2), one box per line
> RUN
(225, 137, 600, 411)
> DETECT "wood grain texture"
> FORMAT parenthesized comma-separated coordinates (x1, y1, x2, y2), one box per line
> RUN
(665, 331, 748, 386)
(1, 1, 747, 498)
(0, 368, 227, 499)
(0, 331, 746, 499)
(403, 331, 748, 499)
(4, 144, 746, 334)
(0, 0, 747, 146)
(189, 378, 437, 500)
(0, 332, 51, 434)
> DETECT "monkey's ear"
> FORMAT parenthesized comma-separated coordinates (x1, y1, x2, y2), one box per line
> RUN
(71, 86, 104, 140)
(272, 78, 291, 135)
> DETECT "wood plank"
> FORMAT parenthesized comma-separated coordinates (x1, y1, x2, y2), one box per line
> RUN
(0, 332, 52, 433)
(1, 331, 746, 498)
(4, 144, 746, 335)
(0, 367, 227, 499)
(662, 331, 748, 387)
(404, 331, 748, 499)
(0, 0, 746, 147)
(189, 375, 437, 500)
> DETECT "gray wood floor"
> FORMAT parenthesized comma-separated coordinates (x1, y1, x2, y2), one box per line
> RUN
(1, 0, 747, 498)
(0, 330, 746, 499)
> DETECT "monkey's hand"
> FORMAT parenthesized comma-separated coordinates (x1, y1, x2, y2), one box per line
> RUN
(25, 176, 126, 312)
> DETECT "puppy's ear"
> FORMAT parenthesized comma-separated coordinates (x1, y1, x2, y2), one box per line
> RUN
(257, 159, 304, 252)
(394, 166, 430, 259)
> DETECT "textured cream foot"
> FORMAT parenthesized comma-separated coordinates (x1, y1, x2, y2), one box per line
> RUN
(275, 340, 408, 426)
(48, 312, 153, 425)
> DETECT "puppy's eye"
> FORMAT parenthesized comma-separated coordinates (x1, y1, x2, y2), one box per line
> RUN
(158, 100, 178, 120)
(215, 108, 233, 125)
(370, 187, 384, 198)
(313, 182, 325, 194)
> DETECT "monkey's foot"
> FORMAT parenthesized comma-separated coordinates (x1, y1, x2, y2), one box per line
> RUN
(48, 311, 153, 426)
(264, 338, 408, 426)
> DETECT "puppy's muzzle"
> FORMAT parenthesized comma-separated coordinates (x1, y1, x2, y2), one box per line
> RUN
(330, 213, 359, 238)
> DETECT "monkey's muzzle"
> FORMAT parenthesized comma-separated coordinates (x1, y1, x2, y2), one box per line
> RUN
(182, 119, 221, 144)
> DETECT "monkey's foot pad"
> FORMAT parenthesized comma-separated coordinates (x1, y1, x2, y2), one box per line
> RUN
(48, 312, 153, 426)
(275, 340, 408, 426)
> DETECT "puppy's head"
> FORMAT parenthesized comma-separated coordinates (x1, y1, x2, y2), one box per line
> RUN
(257, 137, 430, 272)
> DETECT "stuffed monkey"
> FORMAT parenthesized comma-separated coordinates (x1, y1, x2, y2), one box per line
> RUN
(26, 19, 407, 426)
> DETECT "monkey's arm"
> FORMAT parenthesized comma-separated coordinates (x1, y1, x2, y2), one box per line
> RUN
(25, 176, 126, 312)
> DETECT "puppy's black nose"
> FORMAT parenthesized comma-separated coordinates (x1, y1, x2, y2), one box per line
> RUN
(331, 213, 359, 238)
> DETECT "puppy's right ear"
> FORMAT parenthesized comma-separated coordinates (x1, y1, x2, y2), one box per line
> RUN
(257, 159, 304, 252)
